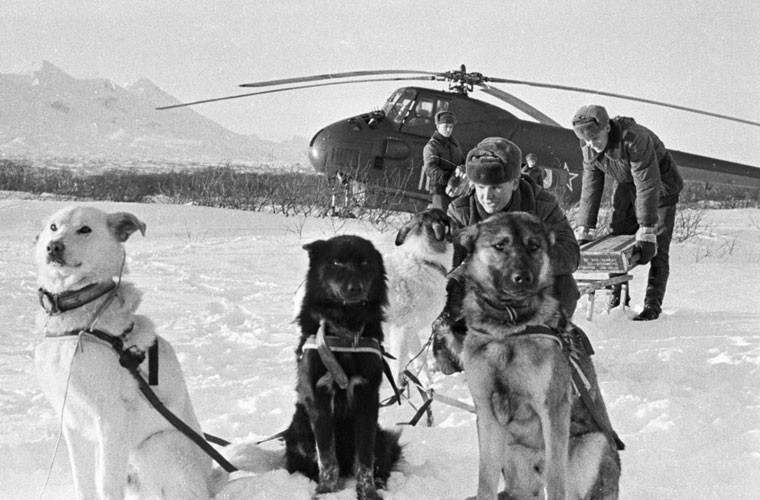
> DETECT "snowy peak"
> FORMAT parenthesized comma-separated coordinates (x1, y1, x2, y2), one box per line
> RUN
(0, 62, 305, 162)
(28, 60, 77, 87)
(127, 77, 180, 107)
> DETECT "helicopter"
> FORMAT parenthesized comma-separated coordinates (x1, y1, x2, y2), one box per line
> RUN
(158, 65, 760, 212)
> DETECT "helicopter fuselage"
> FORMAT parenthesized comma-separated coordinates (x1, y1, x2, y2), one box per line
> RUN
(308, 86, 760, 211)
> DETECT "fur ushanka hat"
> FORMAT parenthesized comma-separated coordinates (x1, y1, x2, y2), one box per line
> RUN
(465, 137, 522, 186)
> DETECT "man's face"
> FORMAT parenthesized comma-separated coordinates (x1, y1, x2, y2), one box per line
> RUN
(583, 124, 611, 153)
(474, 180, 518, 214)
(526, 158, 537, 168)
(436, 122, 454, 137)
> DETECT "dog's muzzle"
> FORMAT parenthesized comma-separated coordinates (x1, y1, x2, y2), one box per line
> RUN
(46, 239, 66, 265)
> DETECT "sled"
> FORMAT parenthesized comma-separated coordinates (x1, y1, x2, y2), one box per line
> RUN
(575, 235, 639, 320)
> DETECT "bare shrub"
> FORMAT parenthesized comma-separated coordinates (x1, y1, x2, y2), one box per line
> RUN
(674, 207, 708, 243)
(681, 181, 760, 209)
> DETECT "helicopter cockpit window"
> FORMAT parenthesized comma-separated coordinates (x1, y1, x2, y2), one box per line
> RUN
(383, 89, 416, 124)
(400, 96, 451, 136)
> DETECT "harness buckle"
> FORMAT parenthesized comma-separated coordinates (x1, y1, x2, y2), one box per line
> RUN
(119, 345, 146, 371)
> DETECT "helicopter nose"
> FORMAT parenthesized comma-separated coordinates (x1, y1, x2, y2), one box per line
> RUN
(309, 128, 328, 173)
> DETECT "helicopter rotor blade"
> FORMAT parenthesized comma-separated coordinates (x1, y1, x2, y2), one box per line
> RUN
(477, 84, 562, 127)
(156, 76, 437, 110)
(484, 77, 760, 127)
(239, 69, 442, 88)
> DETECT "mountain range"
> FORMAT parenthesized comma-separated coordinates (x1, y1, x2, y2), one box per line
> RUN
(0, 61, 307, 165)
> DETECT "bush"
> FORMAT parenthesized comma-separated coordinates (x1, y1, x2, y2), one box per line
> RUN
(0, 159, 413, 233)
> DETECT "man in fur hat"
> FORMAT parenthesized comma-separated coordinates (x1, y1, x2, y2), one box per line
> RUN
(521, 152, 546, 187)
(430, 138, 582, 375)
(572, 104, 683, 321)
(423, 110, 465, 211)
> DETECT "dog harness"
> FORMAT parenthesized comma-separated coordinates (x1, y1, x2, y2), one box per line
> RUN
(301, 321, 402, 403)
(474, 323, 625, 451)
(38, 283, 238, 473)
(56, 326, 239, 472)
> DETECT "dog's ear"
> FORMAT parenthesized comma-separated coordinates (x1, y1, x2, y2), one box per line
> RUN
(432, 215, 452, 242)
(107, 212, 146, 242)
(302, 239, 326, 254)
(394, 221, 412, 246)
(432, 222, 448, 242)
(454, 225, 478, 255)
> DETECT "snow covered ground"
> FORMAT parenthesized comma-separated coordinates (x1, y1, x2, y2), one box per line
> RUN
(1, 198, 758, 499)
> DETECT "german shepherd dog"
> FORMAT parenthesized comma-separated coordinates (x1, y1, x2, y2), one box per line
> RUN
(437, 213, 621, 500)
(285, 235, 402, 500)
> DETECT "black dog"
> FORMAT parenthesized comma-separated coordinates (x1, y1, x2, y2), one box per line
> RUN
(285, 235, 402, 500)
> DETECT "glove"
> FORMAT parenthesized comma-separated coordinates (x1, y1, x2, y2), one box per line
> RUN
(574, 226, 595, 246)
(445, 166, 469, 198)
(634, 226, 658, 264)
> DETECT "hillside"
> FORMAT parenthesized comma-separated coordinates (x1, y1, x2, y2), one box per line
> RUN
(0, 61, 306, 164)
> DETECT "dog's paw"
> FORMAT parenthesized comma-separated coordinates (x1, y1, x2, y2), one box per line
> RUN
(315, 464, 339, 495)
(432, 315, 464, 375)
(356, 466, 382, 500)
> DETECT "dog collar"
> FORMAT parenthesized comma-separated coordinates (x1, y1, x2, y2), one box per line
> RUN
(476, 293, 530, 324)
(38, 281, 117, 315)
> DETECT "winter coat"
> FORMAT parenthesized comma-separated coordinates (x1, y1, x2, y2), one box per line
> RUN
(577, 117, 684, 228)
(447, 175, 580, 276)
(423, 132, 465, 195)
(521, 164, 546, 187)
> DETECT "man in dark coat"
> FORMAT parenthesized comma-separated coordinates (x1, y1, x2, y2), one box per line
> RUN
(423, 110, 465, 211)
(521, 152, 546, 187)
(572, 104, 684, 321)
(447, 138, 581, 316)
(430, 137, 581, 375)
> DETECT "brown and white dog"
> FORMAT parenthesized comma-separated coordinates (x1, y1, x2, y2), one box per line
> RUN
(444, 212, 621, 500)
(384, 208, 453, 387)
(33, 206, 223, 500)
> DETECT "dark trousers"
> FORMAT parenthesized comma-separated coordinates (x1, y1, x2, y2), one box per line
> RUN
(430, 193, 451, 212)
(609, 183, 678, 310)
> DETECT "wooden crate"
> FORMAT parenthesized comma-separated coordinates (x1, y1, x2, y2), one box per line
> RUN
(577, 235, 638, 274)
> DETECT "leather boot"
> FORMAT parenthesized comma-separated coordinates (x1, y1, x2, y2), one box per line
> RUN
(633, 301, 661, 321)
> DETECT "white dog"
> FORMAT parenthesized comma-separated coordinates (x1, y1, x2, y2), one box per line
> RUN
(384, 208, 453, 388)
(33, 206, 224, 500)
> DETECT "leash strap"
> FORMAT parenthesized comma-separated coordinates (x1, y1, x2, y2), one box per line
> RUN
(255, 429, 288, 446)
(382, 369, 476, 423)
(129, 364, 238, 472)
(84, 328, 238, 472)
(148, 342, 159, 386)
(381, 356, 402, 406)
(571, 367, 625, 451)
(316, 324, 350, 389)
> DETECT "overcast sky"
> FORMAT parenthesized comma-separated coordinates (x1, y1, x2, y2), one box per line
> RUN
(2, 0, 758, 165)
